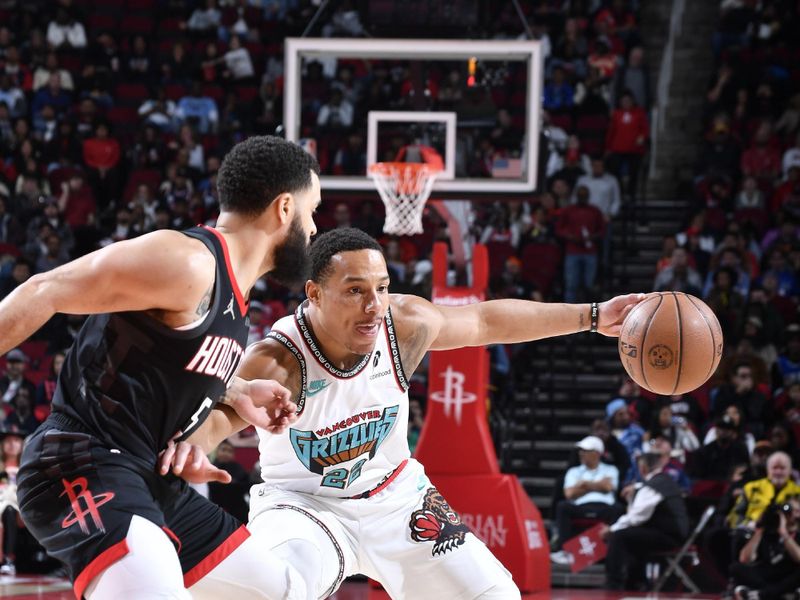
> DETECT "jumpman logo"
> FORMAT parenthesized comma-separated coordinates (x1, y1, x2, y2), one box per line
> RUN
(223, 295, 236, 320)
(60, 477, 115, 535)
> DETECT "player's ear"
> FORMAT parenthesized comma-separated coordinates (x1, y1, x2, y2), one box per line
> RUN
(273, 192, 293, 226)
(305, 279, 320, 306)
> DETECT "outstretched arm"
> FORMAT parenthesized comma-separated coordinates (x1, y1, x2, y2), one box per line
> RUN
(0, 230, 214, 355)
(392, 293, 645, 367)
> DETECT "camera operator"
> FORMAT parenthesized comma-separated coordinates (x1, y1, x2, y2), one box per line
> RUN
(731, 497, 800, 600)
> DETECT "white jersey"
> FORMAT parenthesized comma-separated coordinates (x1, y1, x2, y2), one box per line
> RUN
(257, 302, 411, 498)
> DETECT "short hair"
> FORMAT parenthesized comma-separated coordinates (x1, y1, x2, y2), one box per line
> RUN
(309, 228, 383, 284)
(216, 136, 320, 218)
(637, 452, 662, 471)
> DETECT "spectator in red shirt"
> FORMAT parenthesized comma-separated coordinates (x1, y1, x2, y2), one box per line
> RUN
(57, 171, 96, 230)
(741, 121, 781, 188)
(587, 37, 619, 81)
(606, 90, 649, 202)
(556, 184, 606, 302)
(83, 121, 121, 209)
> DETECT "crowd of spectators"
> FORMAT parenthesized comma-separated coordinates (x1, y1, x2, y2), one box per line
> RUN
(544, 3, 800, 595)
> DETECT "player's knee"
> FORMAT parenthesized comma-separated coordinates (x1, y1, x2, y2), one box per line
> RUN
(473, 577, 521, 600)
(273, 538, 323, 599)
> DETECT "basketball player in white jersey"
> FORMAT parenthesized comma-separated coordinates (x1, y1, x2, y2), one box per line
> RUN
(161, 228, 644, 599)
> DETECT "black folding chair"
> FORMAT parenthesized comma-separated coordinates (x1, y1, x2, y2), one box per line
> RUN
(650, 505, 716, 593)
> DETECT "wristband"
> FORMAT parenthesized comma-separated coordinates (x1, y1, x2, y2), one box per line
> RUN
(590, 302, 599, 333)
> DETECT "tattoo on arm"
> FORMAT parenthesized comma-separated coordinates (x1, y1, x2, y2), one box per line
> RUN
(196, 283, 213, 317)
(579, 311, 586, 332)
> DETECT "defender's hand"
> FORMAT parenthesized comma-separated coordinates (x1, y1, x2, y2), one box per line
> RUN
(159, 440, 232, 484)
(597, 293, 647, 337)
(228, 379, 298, 434)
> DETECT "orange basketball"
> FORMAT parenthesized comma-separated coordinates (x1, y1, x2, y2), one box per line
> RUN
(618, 292, 723, 395)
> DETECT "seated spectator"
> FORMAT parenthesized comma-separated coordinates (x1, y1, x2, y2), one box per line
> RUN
(0, 425, 25, 576)
(125, 35, 153, 84)
(57, 171, 96, 230)
(138, 89, 177, 132)
(34, 231, 69, 273)
(550, 435, 623, 564)
(4, 387, 39, 433)
(0, 349, 35, 411)
(782, 131, 800, 177)
(543, 66, 574, 113)
(203, 34, 254, 82)
(705, 404, 757, 455)
(176, 82, 219, 135)
(0, 74, 26, 119)
(712, 362, 769, 438)
(731, 497, 800, 600)
(601, 450, 690, 590)
(588, 418, 633, 484)
(83, 121, 122, 206)
(691, 414, 750, 481)
(741, 122, 781, 188)
(317, 89, 354, 131)
(490, 256, 540, 301)
(186, 0, 222, 39)
(736, 176, 765, 210)
(46, 7, 87, 50)
(644, 404, 700, 460)
(0, 259, 31, 301)
(606, 398, 645, 482)
(653, 247, 703, 295)
(706, 266, 747, 338)
(33, 52, 74, 93)
(773, 326, 800, 391)
(31, 72, 71, 119)
(760, 249, 798, 299)
(767, 424, 800, 470)
(728, 452, 800, 530)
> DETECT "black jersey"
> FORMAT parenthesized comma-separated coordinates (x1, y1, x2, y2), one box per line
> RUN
(51, 226, 250, 464)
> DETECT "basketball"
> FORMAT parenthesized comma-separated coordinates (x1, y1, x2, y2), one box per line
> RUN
(618, 292, 723, 395)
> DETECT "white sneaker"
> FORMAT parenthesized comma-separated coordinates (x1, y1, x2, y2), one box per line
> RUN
(549, 550, 574, 565)
(0, 560, 16, 576)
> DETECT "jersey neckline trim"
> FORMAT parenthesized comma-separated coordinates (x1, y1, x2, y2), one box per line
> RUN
(384, 307, 409, 392)
(265, 328, 308, 414)
(294, 302, 372, 379)
(201, 225, 248, 317)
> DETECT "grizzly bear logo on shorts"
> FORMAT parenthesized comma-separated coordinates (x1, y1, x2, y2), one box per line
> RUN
(409, 488, 469, 556)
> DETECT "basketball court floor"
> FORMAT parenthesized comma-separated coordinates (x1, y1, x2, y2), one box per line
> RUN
(0, 574, 718, 599)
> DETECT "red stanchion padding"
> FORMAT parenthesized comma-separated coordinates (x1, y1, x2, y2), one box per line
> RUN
(416, 345, 498, 475)
(429, 473, 551, 593)
(416, 242, 551, 592)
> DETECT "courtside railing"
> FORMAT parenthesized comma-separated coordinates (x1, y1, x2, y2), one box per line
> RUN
(649, 0, 686, 180)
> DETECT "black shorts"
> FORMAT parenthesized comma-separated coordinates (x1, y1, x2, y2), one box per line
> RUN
(17, 414, 247, 600)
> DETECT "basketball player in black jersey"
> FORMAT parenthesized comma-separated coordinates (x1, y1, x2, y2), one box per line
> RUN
(0, 136, 316, 599)
(163, 228, 645, 599)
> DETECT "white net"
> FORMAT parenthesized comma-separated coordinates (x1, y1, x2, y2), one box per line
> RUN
(368, 162, 439, 235)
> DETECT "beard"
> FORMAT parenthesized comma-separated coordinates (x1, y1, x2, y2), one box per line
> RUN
(269, 216, 311, 287)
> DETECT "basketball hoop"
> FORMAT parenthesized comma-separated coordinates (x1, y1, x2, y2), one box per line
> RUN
(368, 162, 439, 236)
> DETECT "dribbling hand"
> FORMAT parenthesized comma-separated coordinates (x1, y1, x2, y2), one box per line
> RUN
(228, 379, 298, 434)
(597, 293, 647, 337)
(159, 439, 232, 484)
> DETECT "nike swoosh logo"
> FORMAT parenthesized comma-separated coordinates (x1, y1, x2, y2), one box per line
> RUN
(306, 382, 331, 397)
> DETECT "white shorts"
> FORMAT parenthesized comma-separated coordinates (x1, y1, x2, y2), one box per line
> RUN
(248, 459, 514, 600)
